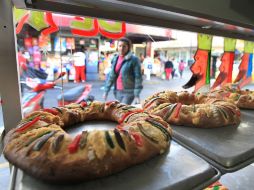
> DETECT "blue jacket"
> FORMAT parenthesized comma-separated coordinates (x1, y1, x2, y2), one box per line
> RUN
(104, 52, 143, 97)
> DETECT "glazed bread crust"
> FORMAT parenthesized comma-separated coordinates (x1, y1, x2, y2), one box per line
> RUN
(210, 87, 254, 109)
(143, 91, 241, 128)
(4, 101, 172, 183)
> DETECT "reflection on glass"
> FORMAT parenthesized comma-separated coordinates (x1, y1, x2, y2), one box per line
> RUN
(14, 8, 195, 112)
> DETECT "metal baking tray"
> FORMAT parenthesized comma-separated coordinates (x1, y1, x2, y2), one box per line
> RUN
(171, 110, 254, 174)
(220, 164, 254, 189)
(9, 121, 220, 190)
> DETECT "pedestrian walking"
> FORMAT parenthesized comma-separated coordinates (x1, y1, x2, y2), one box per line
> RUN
(143, 55, 153, 80)
(164, 59, 174, 80)
(178, 59, 186, 78)
(171, 57, 176, 78)
(73, 46, 86, 83)
(103, 37, 143, 105)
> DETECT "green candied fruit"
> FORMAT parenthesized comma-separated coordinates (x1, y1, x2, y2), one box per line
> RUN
(114, 129, 126, 151)
(105, 131, 114, 149)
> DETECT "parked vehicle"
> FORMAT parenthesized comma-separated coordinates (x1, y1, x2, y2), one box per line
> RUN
(21, 72, 65, 116)
(57, 84, 93, 106)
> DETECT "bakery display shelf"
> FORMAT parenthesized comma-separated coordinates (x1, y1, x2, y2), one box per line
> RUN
(171, 110, 254, 174)
(13, 0, 254, 41)
(220, 164, 254, 189)
(9, 121, 220, 190)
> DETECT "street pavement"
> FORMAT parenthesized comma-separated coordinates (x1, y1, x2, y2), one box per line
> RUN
(44, 70, 193, 108)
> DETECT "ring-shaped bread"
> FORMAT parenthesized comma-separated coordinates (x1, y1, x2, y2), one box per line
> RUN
(3, 101, 172, 183)
(142, 91, 241, 128)
(209, 86, 254, 109)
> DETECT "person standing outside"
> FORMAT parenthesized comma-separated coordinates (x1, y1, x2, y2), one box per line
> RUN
(33, 49, 42, 71)
(178, 59, 186, 78)
(164, 58, 174, 80)
(103, 52, 113, 82)
(143, 55, 153, 80)
(171, 57, 176, 79)
(103, 37, 143, 105)
(139, 53, 145, 75)
(73, 46, 86, 83)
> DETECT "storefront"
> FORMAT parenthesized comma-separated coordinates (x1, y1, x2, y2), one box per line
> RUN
(14, 11, 172, 82)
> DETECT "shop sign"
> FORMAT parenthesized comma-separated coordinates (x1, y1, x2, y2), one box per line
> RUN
(14, 8, 126, 39)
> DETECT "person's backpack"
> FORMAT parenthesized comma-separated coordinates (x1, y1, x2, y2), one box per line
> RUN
(148, 64, 152, 70)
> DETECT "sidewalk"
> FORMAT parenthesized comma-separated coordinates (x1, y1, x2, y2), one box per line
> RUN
(44, 71, 193, 108)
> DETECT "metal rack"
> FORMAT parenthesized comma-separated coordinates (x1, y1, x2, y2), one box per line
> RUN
(7, 121, 220, 190)
(13, 0, 254, 41)
(172, 110, 254, 174)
